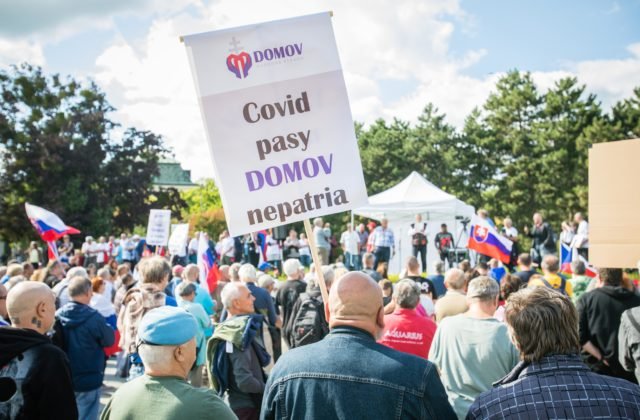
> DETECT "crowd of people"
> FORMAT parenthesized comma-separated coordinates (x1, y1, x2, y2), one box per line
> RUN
(1, 210, 640, 420)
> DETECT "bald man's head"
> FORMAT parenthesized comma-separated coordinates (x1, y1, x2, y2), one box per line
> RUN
(326, 272, 385, 338)
(7, 281, 56, 334)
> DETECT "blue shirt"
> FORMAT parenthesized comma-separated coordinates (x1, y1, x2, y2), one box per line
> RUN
(427, 274, 446, 297)
(371, 227, 395, 248)
(490, 267, 507, 283)
(313, 226, 331, 250)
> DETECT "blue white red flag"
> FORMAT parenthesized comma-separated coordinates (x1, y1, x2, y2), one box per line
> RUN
(197, 232, 219, 293)
(25, 203, 80, 242)
(467, 216, 513, 264)
(560, 243, 573, 273)
(47, 241, 59, 261)
(559, 242, 597, 278)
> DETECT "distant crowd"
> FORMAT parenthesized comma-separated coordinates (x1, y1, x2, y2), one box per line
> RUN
(2, 211, 640, 420)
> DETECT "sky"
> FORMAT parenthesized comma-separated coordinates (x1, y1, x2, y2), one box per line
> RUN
(0, 0, 639, 181)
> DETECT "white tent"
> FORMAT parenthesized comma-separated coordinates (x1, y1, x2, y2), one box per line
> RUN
(353, 171, 475, 274)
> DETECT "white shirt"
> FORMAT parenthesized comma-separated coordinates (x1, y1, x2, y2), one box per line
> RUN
(299, 239, 311, 256)
(266, 236, 281, 261)
(503, 226, 518, 240)
(408, 222, 428, 237)
(96, 242, 107, 264)
(340, 230, 360, 255)
(574, 220, 589, 248)
(221, 237, 235, 257)
(82, 242, 97, 256)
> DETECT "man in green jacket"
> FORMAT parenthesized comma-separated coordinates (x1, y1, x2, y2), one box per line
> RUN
(208, 282, 270, 420)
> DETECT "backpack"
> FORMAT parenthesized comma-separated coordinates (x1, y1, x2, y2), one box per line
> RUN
(289, 293, 329, 348)
(540, 276, 568, 296)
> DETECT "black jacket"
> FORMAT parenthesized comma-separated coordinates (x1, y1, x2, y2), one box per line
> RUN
(0, 327, 78, 419)
(577, 286, 640, 381)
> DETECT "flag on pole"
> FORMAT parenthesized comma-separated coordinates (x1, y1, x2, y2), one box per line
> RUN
(197, 232, 219, 293)
(559, 242, 597, 278)
(467, 216, 513, 264)
(47, 241, 59, 261)
(25, 203, 80, 241)
(560, 242, 573, 273)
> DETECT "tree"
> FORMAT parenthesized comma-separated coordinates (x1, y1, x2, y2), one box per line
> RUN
(358, 118, 415, 195)
(0, 64, 184, 242)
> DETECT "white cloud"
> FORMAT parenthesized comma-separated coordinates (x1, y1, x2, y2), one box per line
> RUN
(91, 0, 640, 181)
(0, 38, 45, 68)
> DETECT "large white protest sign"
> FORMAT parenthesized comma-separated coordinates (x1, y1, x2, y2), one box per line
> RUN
(146, 210, 172, 246)
(168, 223, 189, 255)
(182, 12, 368, 236)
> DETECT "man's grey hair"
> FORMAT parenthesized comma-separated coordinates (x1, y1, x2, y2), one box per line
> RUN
(176, 281, 197, 297)
(444, 268, 465, 290)
(307, 265, 335, 290)
(139, 256, 171, 284)
(393, 279, 421, 309)
(313, 217, 323, 227)
(139, 343, 176, 367)
(258, 274, 275, 289)
(67, 276, 92, 298)
(97, 266, 111, 280)
(239, 263, 257, 282)
(220, 281, 247, 308)
(362, 252, 374, 268)
(467, 276, 499, 302)
(283, 258, 302, 278)
(66, 266, 88, 280)
(229, 263, 242, 281)
(433, 261, 444, 275)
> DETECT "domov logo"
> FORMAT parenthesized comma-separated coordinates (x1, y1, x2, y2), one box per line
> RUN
(225, 36, 303, 80)
(227, 52, 252, 79)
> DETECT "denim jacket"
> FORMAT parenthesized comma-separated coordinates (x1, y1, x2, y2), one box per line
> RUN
(261, 326, 456, 420)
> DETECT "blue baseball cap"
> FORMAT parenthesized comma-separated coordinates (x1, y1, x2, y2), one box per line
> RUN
(137, 306, 197, 346)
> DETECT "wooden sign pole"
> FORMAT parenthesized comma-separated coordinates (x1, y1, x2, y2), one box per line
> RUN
(303, 219, 330, 303)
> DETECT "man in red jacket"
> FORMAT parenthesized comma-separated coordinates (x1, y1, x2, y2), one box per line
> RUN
(378, 279, 437, 358)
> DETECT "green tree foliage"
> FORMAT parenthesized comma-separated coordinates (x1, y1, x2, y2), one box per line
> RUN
(357, 70, 639, 232)
(181, 179, 223, 216)
(0, 64, 184, 242)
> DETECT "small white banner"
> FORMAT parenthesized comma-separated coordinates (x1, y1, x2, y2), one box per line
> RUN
(182, 12, 368, 236)
(146, 209, 172, 246)
(168, 223, 190, 255)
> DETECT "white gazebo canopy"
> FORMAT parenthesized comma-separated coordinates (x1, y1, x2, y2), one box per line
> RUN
(353, 171, 475, 273)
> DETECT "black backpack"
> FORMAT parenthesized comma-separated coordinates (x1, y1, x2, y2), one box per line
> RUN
(289, 293, 329, 348)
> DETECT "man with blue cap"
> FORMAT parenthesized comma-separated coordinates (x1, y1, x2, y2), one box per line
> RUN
(101, 306, 236, 420)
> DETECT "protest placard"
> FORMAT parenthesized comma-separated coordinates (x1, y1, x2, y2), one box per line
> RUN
(182, 12, 368, 237)
(589, 138, 640, 268)
(146, 209, 172, 246)
(168, 223, 189, 255)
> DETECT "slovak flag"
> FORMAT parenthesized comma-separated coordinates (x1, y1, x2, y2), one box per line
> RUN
(467, 215, 513, 264)
(25, 203, 80, 241)
(197, 232, 220, 294)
